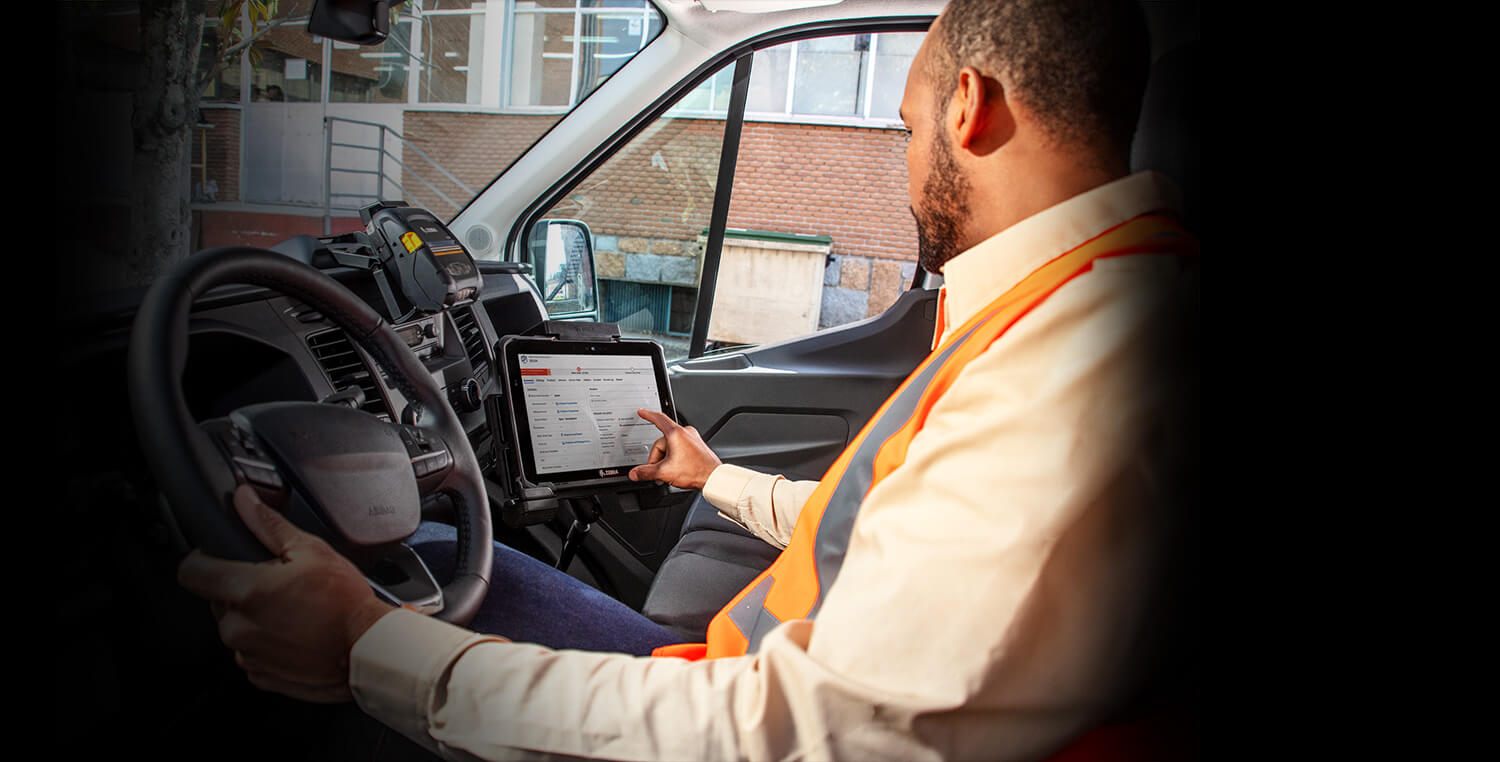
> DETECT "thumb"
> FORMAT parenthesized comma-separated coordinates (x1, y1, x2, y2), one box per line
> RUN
(233, 485, 304, 557)
(629, 463, 660, 482)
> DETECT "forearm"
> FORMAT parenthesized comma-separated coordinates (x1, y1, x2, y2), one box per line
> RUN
(351, 608, 777, 761)
(701, 464, 820, 548)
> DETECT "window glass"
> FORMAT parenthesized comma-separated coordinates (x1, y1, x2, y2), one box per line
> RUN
(327, 19, 414, 103)
(248, 0, 323, 103)
(791, 35, 868, 116)
(671, 68, 733, 114)
(705, 32, 922, 353)
(198, 22, 241, 103)
(531, 29, 925, 361)
(534, 73, 731, 362)
(745, 46, 790, 114)
(734, 32, 916, 122)
(868, 33, 922, 119)
(576, 7, 661, 94)
(415, 11, 480, 104)
(251, 46, 321, 103)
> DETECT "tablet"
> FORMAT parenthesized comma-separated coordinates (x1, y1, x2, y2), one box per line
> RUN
(498, 336, 678, 488)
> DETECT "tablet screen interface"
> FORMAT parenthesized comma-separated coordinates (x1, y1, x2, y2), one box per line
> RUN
(517, 352, 662, 475)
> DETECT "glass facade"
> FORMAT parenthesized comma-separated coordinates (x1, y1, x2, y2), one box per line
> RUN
(675, 32, 923, 123)
(198, 22, 241, 103)
(212, 3, 913, 119)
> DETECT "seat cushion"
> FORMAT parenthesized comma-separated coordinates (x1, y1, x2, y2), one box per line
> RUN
(641, 495, 781, 642)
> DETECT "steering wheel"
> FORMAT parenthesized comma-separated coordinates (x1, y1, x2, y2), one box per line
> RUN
(127, 247, 492, 626)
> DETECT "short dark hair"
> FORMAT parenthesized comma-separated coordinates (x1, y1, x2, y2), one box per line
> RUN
(932, 0, 1150, 159)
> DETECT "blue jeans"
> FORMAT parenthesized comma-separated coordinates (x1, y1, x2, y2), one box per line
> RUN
(406, 522, 684, 656)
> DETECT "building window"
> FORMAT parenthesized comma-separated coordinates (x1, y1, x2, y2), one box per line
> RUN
(415, 2, 488, 104)
(199, 21, 242, 103)
(507, 0, 663, 108)
(400, 0, 665, 108)
(792, 35, 868, 116)
(866, 32, 922, 119)
(329, 17, 415, 103)
(674, 32, 923, 124)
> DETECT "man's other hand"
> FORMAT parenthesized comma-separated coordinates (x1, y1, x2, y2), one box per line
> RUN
(628, 409, 721, 490)
(177, 485, 396, 703)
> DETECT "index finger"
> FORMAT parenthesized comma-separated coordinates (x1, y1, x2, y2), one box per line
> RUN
(636, 408, 679, 434)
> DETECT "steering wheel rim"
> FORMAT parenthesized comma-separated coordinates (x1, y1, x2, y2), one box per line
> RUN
(127, 246, 492, 626)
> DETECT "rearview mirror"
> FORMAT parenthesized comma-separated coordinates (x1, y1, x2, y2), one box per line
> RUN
(526, 219, 598, 318)
(308, 0, 404, 46)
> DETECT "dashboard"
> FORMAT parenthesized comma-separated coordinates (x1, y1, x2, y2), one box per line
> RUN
(61, 255, 552, 502)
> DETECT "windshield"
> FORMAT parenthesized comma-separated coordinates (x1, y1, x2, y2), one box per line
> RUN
(56, 0, 664, 292)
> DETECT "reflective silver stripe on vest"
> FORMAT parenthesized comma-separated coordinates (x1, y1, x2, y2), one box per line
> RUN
(738, 322, 987, 652)
(728, 575, 780, 651)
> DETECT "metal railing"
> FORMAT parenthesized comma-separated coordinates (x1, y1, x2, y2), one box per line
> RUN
(322, 116, 476, 233)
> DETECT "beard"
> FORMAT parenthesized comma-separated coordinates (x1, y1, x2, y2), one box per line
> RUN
(912, 130, 971, 275)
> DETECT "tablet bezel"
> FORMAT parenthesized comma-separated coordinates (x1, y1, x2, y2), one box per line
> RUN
(498, 335, 678, 489)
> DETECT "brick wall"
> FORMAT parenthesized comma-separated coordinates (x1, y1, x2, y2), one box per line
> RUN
(195, 107, 241, 203)
(198, 210, 366, 249)
(402, 111, 564, 215)
(731, 122, 916, 264)
(729, 121, 917, 322)
(544, 117, 725, 240)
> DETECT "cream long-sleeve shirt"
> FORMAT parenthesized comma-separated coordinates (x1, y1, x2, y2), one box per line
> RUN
(350, 171, 1197, 762)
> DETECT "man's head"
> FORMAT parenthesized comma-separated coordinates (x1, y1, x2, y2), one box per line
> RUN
(902, 0, 1151, 273)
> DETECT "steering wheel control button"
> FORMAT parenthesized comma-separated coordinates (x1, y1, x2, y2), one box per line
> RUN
(236, 459, 284, 489)
(412, 451, 448, 477)
(400, 424, 452, 479)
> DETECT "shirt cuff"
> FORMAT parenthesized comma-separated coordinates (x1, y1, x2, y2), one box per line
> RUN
(350, 607, 504, 750)
(702, 463, 771, 516)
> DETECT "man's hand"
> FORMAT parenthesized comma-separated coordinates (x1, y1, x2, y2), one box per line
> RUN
(177, 485, 396, 703)
(628, 409, 721, 490)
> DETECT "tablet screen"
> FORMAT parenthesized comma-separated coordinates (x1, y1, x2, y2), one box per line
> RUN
(516, 352, 663, 475)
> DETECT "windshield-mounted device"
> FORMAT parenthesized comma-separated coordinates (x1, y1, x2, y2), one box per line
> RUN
(320, 201, 483, 322)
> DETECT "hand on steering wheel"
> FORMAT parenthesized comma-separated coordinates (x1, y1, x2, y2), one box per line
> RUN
(128, 247, 494, 638)
(177, 485, 394, 703)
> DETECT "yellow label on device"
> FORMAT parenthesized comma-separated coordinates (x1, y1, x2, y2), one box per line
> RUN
(400, 231, 423, 253)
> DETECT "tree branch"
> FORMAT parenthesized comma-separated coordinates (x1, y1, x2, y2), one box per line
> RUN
(196, 14, 310, 92)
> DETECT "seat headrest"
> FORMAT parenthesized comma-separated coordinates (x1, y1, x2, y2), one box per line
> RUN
(1131, 42, 1200, 234)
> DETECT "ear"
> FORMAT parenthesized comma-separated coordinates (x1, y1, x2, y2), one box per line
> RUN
(951, 66, 1013, 156)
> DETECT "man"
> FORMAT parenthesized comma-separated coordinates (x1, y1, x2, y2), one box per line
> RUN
(178, 0, 1198, 759)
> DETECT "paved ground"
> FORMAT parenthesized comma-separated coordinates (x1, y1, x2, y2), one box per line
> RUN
(619, 330, 691, 364)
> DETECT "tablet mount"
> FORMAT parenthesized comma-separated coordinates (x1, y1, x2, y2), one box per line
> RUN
(484, 320, 686, 572)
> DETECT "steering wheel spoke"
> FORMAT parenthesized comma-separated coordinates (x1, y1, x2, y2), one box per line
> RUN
(355, 542, 445, 615)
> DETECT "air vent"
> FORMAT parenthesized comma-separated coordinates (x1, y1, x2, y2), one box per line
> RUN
(306, 329, 393, 420)
(451, 305, 490, 386)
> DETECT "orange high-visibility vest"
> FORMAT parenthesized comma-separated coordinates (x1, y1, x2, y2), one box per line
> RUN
(653, 213, 1197, 662)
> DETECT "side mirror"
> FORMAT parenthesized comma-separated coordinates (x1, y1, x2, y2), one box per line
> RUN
(526, 219, 598, 318)
(308, 0, 404, 46)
